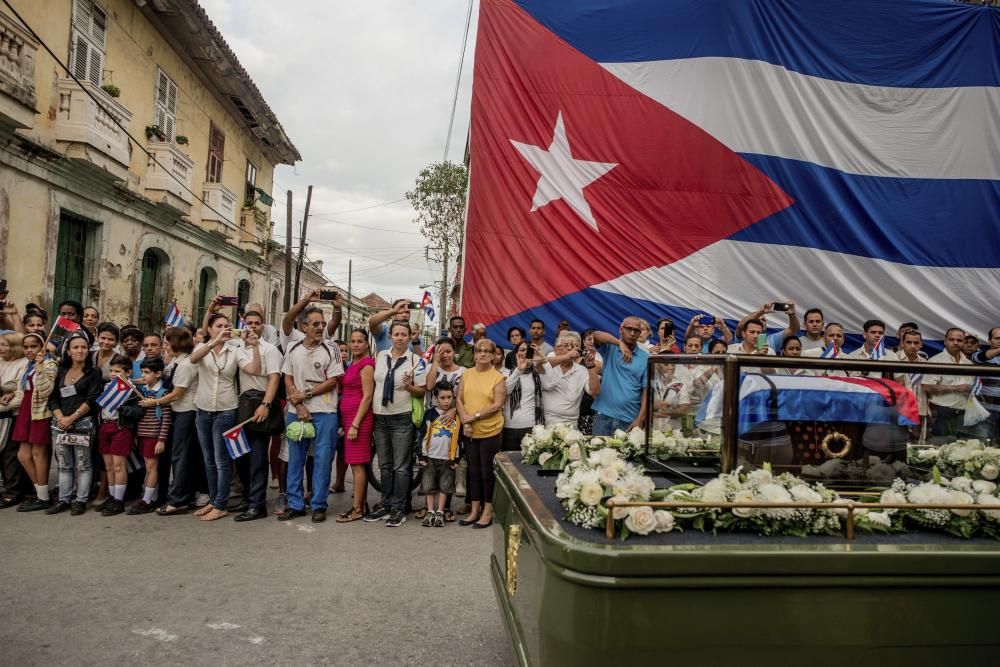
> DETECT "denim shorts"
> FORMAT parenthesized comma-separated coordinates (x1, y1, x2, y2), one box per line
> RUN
(419, 458, 456, 495)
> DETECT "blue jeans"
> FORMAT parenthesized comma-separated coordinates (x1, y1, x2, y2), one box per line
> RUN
(55, 442, 93, 503)
(285, 411, 338, 512)
(592, 412, 633, 437)
(196, 409, 237, 510)
(373, 412, 414, 513)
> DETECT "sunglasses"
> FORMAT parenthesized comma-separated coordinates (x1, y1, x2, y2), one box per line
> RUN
(622, 326, 641, 333)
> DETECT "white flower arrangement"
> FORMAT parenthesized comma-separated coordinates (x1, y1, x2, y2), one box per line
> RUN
(907, 440, 1000, 481)
(663, 465, 843, 537)
(554, 448, 666, 538)
(647, 426, 721, 460)
(520, 423, 586, 468)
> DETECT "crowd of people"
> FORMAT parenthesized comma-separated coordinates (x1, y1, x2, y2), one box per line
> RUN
(0, 293, 997, 525)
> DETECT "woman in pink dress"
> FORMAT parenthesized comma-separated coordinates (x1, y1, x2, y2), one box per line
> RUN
(337, 328, 375, 522)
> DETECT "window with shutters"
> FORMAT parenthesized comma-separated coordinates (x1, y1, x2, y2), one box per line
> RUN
(245, 160, 257, 206)
(154, 68, 178, 142)
(207, 122, 224, 183)
(70, 0, 107, 87)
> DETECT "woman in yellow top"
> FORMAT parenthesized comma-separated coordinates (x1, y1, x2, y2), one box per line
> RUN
(456, 338, 506, 528)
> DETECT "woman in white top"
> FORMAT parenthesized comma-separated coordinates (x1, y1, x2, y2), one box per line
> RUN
(367, 322, 426, 524)
(425, 338, 465, 408)
(143, 327, 202, 516)
(91, 323, 119, 381)
(189, 313, 240, 521)
(652, 363, 691, 432)
(0, 332, 29, 506)
(501, 341, 543, 452)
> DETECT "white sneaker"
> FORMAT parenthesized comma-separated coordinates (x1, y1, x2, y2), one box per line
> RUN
(195, 492, 210, 507)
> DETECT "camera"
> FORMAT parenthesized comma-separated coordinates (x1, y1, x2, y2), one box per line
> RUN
(319, 289, 337, 301)
(771, 302, 790, 312)
(408, 301, 421, 310)
(526, 346, 535, 360)
(230, 329, 244, 338)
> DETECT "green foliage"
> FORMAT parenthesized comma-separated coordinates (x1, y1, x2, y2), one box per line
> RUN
(101, 83, 121, 98)
(405, 160, 468, 259)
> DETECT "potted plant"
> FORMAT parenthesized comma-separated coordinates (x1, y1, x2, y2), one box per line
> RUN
(175, 135, 188, 145)
(145, 125, 167, 142)
(101, 83, 121, 98)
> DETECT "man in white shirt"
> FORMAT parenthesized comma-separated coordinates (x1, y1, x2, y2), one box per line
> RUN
(245, 302, 280, 348)
(799, 308, 825, 352)
(232, 311, 283, 522)
(529, 319, 554, 357)
(536, 332, 592, 426)
(894, 329, 929, 424)
(845, 319, 888, 378)
(801, 323, 848, 376)
(735, 302, 800, 352)
(923, 327, 976, 438)
(280, 306, 345, 522)
(727, 319, 776, 356)
(280, 289, 343, 351)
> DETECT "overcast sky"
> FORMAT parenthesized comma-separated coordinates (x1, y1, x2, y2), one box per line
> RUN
(200, 0, 479, 316)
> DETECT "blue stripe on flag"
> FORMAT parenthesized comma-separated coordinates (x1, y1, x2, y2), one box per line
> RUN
(96, 380, 131, 412)
(515, 0, 1000, 87)
(729, 154, 1000, 269)
(225, 428, 251, 459)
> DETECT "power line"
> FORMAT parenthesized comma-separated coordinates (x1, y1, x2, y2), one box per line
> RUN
(304, 216, 423, 235)
(309, 198, 409, 216)
(2, 0, 273, 245)
(444, 0, 474, 161)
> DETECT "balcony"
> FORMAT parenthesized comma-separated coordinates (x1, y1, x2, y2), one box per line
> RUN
(0, 12, 38, 129)
(54, 79, 132, 181)
(200, 181, 237, 238)
(145, 141, 194, 215)
(237, 205, 269, 251)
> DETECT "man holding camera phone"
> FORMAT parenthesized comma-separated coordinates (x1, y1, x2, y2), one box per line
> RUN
(368, 298, 418, 354)
(735, 301, 800, 351)
(682, 313, 733, 352)
(279, 289, 343, 350)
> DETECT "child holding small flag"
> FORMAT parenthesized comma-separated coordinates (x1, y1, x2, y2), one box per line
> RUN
(97, 355, 140, 516)
(130, 357, 171, 514)
(417, 381, 460, 527)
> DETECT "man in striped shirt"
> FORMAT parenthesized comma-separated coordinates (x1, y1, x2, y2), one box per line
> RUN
(970, 326, 1000, 443)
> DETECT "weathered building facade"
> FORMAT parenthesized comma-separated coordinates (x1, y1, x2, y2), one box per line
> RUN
(0, 0, 299, 330)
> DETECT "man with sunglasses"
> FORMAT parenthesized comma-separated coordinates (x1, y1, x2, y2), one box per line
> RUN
(588, 316, 648, 435)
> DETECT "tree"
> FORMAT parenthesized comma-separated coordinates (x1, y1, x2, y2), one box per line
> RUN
(405, 160, 468, 323)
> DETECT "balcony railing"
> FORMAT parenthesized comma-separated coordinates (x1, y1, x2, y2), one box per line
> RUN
(145, 140, 194, 214)
(0, 11, 37, 129)
(200, 181, 237, 237)
(54, 79, 133, 181)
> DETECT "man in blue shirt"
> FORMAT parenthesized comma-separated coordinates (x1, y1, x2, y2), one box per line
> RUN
(590, 316, 649, 435)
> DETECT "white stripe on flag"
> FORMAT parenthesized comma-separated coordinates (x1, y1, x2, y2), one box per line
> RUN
(126, 447, 144, 474)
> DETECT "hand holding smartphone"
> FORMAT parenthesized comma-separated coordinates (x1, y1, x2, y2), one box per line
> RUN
(217, 295, 239, 307)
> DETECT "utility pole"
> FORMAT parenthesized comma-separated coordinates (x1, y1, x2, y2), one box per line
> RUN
(440, 238, 449, 327)
(283, 190, 292, 312)
(294, 185, 313, 302)
(343, 259, 352, 340)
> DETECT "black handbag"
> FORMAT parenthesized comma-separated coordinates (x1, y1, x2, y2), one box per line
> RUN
(237, 389, 284, 435)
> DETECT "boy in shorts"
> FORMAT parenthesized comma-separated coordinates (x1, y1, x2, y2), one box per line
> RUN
(418, 381, 461, 527)
(98, 355, 139, 516)
(129, 357, 171, 514)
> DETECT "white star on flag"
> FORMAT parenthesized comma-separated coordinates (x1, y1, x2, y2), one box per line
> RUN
(510, 111, 617, 231)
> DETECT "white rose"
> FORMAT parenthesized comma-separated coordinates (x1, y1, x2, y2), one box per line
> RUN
(598, 465, 619, 486)
(624, 505, 657, 535)
(519, 435, 534, 453)
(537, 452, 553, 466)
(700, 479, 727, 504)
(758, 483, 792, 503)
(972, 480, 997, 495)
(976, 493, 1000, 520)
(732, 490, 756, 518)
(579, 482, 604, 507)
(950, 476, 974, 493)
(831, 498, 851, 518)
(597, 448, 621, 467)
(917, 448, 939, 461)
(790, 485, 822, 504)
(564, 429, 583, 444)
(613, 429, 629, 440)
(650, 430, 667, 446)
(606, 495, 629, 520)
(981, 464, 999, 481)
(966, 439, 982, 447)
(532, 424, 551, 441)
(908, 483, 952, 506)
(653, 510, 675, 533)
(947, 489, 975, 517)
(589, 436, 605, 447)
(567, 443, 582, 461)
(554, 423, 570, 439)
(628, 428, 646, 447)
(879, 490, 907, 506)
(747, 469, 773, 486)
(866, 511, 892, 528)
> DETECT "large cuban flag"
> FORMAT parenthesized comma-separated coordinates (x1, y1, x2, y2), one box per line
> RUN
(461, 0, 1000, 344)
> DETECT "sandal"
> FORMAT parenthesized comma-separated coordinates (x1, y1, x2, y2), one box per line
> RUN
(444, 510, 456, 523)
(200, 508, 228, 522)
(193, 504, 213, 517)
(336, 508, 364, 523)
(414, 508, 428, 520)
(156, 504, 188, 516)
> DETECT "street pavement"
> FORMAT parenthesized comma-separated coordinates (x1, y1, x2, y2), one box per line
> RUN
(0, 478, 516, 666)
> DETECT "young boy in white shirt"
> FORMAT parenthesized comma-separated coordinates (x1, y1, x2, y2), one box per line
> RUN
(418, 381, 460, 528)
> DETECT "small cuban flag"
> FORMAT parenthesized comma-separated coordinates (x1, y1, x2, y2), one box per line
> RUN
(420, 290, 435, 321)
(820, 342, 840, 359)
(223, 424, 251, 459)
(164, 302, 185, 328)
(237, 314, 247, 330)
(415, 344, 435, 375)
(126, 446, 145, 473)
(96, 377, 132, 413)
(869, 335, 886, 361)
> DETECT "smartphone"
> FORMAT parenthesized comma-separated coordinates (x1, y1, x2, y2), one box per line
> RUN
(217, 295, 239, 307)
(319, 289, 337, 301)
(230, 329, 244, 338)
(0, 278, 6, 294)
(756, 333, 768, 351)
(771, 302, 790, 312)
(408, 301, 420, 310)
(662, 320, 675, 338)
(526, 346, 535, 360)
(697, 314, 714, 326)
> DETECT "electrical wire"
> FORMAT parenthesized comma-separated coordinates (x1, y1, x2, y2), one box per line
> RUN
(308, 198, 409, 216)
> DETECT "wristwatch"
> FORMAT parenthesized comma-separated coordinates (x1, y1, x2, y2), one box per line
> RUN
(474, 411, 481, 420)
(261, 400, 272, 408)
(305, 388, 313, 400)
